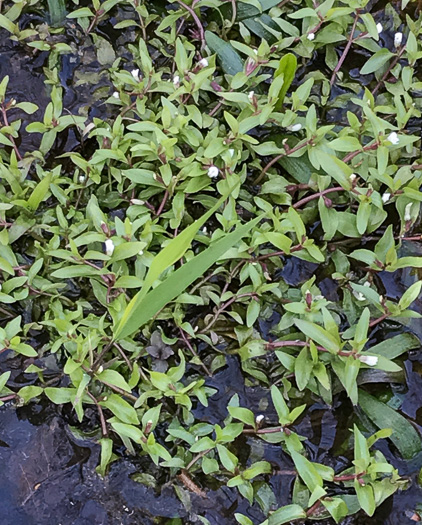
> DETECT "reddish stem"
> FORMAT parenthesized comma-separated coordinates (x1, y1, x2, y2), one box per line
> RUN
(293, 186, 345, 209)
(330, 10, 360, 86)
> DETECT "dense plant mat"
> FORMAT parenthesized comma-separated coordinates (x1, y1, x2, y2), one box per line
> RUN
(1, 0, 422, 523)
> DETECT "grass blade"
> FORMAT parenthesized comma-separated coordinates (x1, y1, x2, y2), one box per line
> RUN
(114, 216, 261, 340)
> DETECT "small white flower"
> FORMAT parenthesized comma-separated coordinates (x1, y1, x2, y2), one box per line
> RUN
(207, 165, 219, 178)
(97, 366, 104, 374)
(349, 173, 357, 182)
(364, 281, 371, 287)
(394, 32, 403, 48)
(138, 250, 144, 256)
(382, 193, 391, 203)
(131, 199, 144, 205)
(353, 291, 366, 301)
(253, 49, 258, 55)
(379, 295, 384, 303)
(287, 123, 302, 132)
(305, 289, 311, 295)
(131, 69, 140, 80)
(248, 90, 255, 102)
(105, 239, 115, 256)
(78, 175, 86, 184)
(228, 148, 235, 158)
(112, 91, 120, 99)
(404, 202, 413, 222)
(202, 226, 207, 234)
(376, 22, 383, 34)
(198, 58, 209, 68)
(173, 75, 180, 86)
(255, 414, 265, 424)
(387, 131, 399, 145)
(307, 32, 315, 41)
(0, 283, 2, 291)
(358, 355, 379, 366)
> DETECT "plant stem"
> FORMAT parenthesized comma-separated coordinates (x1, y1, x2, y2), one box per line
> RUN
(1, 104, 22, 160)
(266, 339, 352, 357)
(372, 46, 407, 95)
(179, 328, 212, 376)
(87, 392, 108, 437)
(330, 10, 360, 86)
(293, 186, 345, 209)
(176, 0, 205, 49)
(254, 138, 313, 185)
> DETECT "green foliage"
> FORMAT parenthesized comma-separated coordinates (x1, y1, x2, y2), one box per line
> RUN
(0, 0, 422, 522)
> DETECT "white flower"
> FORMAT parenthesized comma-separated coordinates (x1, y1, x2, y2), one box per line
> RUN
(202, 226, 207, 234)
(207, 165, 219, 178)
(376, 22, 383, 34)
(228, 148, 235, 158)
(0, 283, 2, 291)
(307, 32, 315, 41)
(97, 366, 104, 373)
(112, 91, 120, 99)
(173, 75, 180, 86)
(248, 91, 255, 102)
(358, 355, 379, 366)
(364, 281, 371, 287)
(105, 239, 115, 256)
(131, 69, 140, 80)
(138, 250, 144, 256)
(131, 198, 144, 205)
(78, 175, 86, 184)
(255, 414, 265, 424)
(10, 98, 16, 106)
(287, 123, 302, 132)
(404, 202, 413, 222)
(253, 49, 258, 55)
(349, 173, 357, 182)
(394, 32, 403, 48)
(382, 193, 391, 203)
(198, 58, 209, 68)
(387, 131, 399, 145)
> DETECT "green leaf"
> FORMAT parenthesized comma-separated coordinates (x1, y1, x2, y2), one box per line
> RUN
(321, 497, 348, 523)
(268, 504, 306, 525)
(18, 385, 43, 403)
(51, 265, 102, 278)
(100, 393, 139, 424)
(217, 444, 238, 472)
(294, 319, 340, 353)
(96, 369, 132, 393)
(355, 480, 375, 516)
(369, 333, 419, 360)
(358, 389, 422, 459)
(44, 387, 76, 404)
(360, 49, 395, 75)
(399, 281, 422, 310)
(271, 385, 290, 424)
(290, 450, 322, 492)
(114, 213, 261, 340)
(96, 438, 114, 477)
(27, 173, 52, 211)
(205, 31, 244, 75)
(66, 7, 94, 18)
(274, 53, 297, 110)
(354, 424, 370, 468)
(228, 406, 256, 427)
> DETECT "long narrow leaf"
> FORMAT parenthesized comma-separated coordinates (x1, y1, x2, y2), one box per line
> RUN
(115, 189, 236, 339)
(114, 216, 261, 340)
